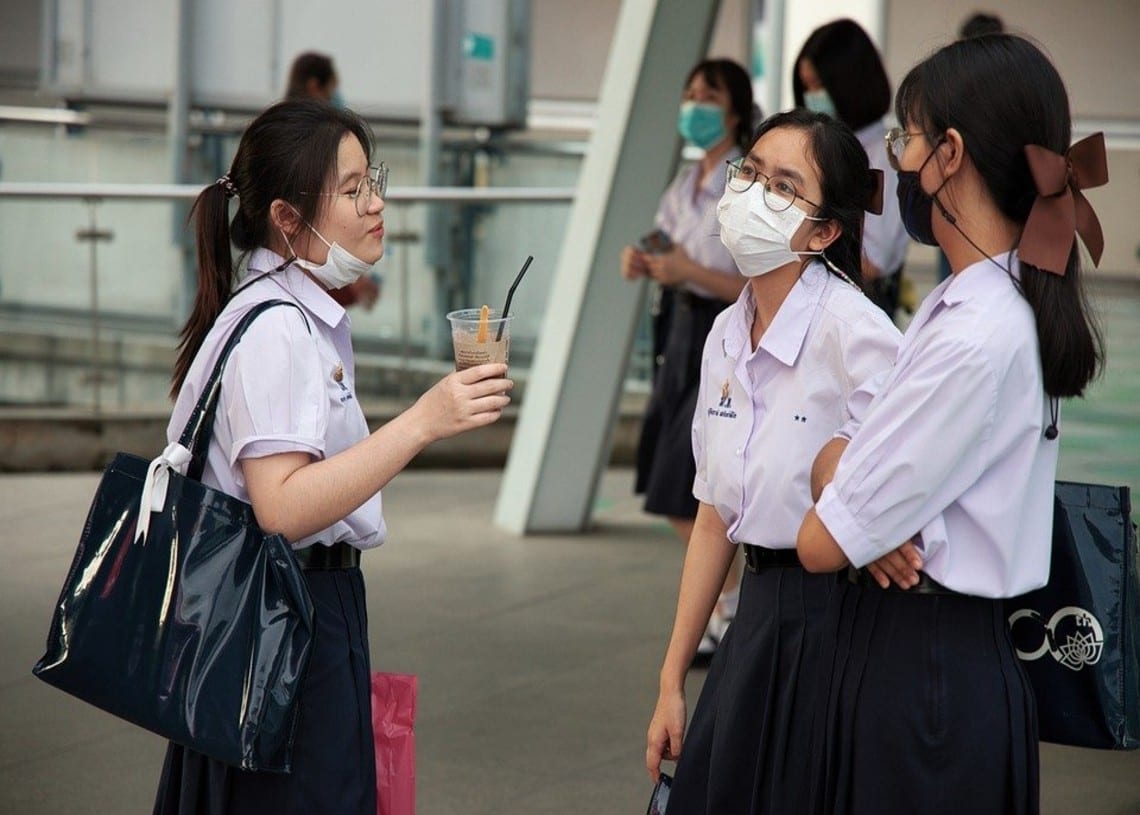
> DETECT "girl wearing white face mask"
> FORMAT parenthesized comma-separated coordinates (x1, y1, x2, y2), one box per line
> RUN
(646, 109, 900, 814)
(155, 100, 512, 814)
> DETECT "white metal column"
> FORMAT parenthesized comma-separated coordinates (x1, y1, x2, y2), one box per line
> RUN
(494, 0, 722, 533)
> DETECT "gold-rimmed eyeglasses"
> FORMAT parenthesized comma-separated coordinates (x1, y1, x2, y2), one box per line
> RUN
(724, 158, 822, 213)
(884, 128, 929, 171)
(303, 163, 388, 216)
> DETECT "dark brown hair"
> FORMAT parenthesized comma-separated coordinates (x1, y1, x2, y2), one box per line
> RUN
(285, 52, 336, 99)
(171, 99, 372, 397)
(792, 19, 891, 132)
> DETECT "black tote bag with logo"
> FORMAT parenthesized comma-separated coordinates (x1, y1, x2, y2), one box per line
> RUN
(33, 300, 316, 772)
(1007, 480, 1139, 749)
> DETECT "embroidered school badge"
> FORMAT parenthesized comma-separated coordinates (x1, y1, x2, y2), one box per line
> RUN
(718, 379, 732, 408)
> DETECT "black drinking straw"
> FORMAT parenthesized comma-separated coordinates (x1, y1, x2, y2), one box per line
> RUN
(496, 255, 533, 341)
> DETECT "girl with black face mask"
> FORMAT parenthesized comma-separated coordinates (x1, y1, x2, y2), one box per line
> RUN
(797, 35, 1106, 815)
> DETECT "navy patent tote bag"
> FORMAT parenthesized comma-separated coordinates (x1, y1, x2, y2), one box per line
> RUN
(33, 300, 316, 772)
(1008, 480, 1139, 749)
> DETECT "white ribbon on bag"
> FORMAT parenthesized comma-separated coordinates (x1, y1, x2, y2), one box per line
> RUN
(135, 442, 193, 544)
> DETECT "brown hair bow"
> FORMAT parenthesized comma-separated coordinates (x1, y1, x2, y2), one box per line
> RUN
(1020, 133, 1108, 275)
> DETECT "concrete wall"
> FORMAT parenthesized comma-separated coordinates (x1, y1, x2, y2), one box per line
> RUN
(531, 0, 750, 100)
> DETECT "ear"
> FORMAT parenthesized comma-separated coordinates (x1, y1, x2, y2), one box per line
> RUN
(808, 219, 842, 253)
(269, 199, 302, 237)
(939, 128, 966, 176)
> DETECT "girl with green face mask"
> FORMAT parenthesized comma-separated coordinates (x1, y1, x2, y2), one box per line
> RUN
(620, 58, 757, 678)
(675, 66, 740, 152)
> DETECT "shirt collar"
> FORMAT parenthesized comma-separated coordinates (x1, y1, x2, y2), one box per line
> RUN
(937, 251, 1020, 308)
(694, 146, 742, 199)
(244, 247, 348, 329)
(722, 261, 829, 366)
(760, 261, 829, 366)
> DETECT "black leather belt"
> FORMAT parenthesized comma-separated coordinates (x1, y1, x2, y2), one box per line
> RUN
(675, 290, 729, 310)
(294, 541, 361, 570)
(846, 566, 957, 595)
(743, 544, 801, 572)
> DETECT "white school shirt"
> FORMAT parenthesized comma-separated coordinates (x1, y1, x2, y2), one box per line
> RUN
(816, 253, 1056, 597)
(692, 261, 901, 548)
(167, 248, 386, 550)
(655, 150, 743, 298)
(856, 121, 910, 277)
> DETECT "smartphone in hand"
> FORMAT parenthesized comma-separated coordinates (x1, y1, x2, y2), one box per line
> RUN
(646, 772, 672, 815)
(638, 229, 674, 255)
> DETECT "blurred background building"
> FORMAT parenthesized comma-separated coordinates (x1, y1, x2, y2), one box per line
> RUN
(0, 0, 1137, 515)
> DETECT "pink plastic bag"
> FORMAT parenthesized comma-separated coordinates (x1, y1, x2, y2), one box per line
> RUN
(371, 672, 417, 815)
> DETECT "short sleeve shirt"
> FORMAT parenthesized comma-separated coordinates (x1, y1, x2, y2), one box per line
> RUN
(815, 254, 1057, 597)
(655, 152, 743, 298)
(692, 261, 901, 547)
(166, 248, 386, 550)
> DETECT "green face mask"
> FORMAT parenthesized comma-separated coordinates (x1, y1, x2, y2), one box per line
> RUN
(677, 101, 727, 150)
(803, 89, 837, 119)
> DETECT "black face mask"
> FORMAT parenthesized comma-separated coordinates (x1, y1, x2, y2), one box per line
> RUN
(895, 139, 948, 246)
(896, 171, 938, 245)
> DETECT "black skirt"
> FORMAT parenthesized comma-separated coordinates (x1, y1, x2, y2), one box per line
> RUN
(153, 567, 376, 815)
(809, 579, 1039, 815)
(667, 561, 836, 814)
(636, 290, 731, 519)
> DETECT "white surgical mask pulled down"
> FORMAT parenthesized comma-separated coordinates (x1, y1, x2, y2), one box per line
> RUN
(716, 186, 824, 277)
(282, 223, 376, 290)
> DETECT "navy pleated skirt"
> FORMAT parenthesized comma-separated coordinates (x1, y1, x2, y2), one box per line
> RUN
(809, 579, 1039, 815)
(153, 567, 376, 815)
(667, 561, 836, 814)
(636, 291, 730, 519)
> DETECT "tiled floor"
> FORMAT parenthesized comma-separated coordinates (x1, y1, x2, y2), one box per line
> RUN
(1, 274, 1137, 814)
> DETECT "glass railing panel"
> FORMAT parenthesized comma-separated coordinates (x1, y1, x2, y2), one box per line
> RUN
(0, 122, 657, 412)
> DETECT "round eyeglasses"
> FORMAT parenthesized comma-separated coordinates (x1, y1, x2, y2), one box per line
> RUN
(724, 159, 822, 213)
(884, 127, 928, 171)
(303, 163, 388, 216)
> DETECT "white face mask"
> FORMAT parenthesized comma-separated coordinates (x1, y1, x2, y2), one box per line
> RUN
(716, 186, 825, 277)
(283, 224, 376, 290)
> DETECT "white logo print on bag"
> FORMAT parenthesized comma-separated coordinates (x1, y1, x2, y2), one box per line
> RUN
(1008, 606, 1105, 671)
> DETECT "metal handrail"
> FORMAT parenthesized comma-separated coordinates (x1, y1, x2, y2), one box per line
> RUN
(0, 180, 580, 415)
(0, 182, 576, 203)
